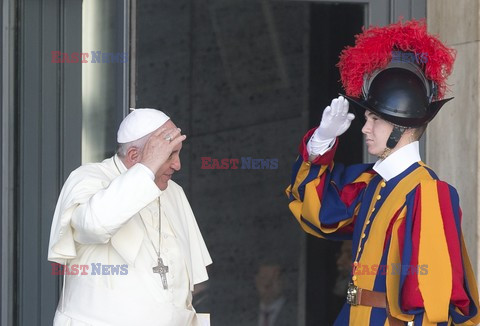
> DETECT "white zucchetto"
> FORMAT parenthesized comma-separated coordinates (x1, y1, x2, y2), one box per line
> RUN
(117, 108, 170, 143)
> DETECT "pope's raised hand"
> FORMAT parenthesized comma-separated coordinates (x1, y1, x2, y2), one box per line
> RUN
(317, 96, 355, 140)
(140, 127, 186, 174)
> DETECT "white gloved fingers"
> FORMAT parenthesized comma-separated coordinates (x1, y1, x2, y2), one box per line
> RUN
(322, 106, 332, 120)
(330, 97, 338, 108)
(317, 96, 354, 139)
(337, 114, 354, 135)
(330, 99, 338, 116)
(332, 96, 343, 105)
(340, 97, 349, 116)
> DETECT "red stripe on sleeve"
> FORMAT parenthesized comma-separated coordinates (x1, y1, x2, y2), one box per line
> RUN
(339, 182, 367, 207)
(315, 170, 327, 200)
(436, 182, 470, 314)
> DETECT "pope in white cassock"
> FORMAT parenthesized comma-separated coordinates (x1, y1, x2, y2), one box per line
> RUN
(48, 109, 212, 326)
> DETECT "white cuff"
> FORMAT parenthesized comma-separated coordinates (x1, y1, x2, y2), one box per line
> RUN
(307, 130, 335, 156)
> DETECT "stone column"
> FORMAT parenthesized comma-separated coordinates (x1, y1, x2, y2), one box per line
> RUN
(426, 0, 480, 276)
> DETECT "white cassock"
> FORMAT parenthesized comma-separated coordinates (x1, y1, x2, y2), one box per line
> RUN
(48, 155, 212, 326)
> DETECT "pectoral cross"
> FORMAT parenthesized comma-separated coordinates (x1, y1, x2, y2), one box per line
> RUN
(153, 257, 169, 290)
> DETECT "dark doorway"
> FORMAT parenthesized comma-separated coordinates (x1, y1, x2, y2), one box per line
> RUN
(135, 0, 365, 325)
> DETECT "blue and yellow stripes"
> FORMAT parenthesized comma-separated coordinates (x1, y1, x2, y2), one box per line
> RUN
(286, 155, 374, 239)
(286, 150, 480, 325)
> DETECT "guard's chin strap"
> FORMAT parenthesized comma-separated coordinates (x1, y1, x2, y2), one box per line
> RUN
(386, 125, 407, 149)
(379, 125, 407, 159)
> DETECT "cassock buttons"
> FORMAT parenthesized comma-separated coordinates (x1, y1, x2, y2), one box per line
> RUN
(376, 195, 381, 200)
(305, 161, 311, 166)
(381, 181, 386, 187)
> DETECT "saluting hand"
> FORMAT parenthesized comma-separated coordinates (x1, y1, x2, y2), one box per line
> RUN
(140, 127, 186, 174)
(317, 96, 355, 140)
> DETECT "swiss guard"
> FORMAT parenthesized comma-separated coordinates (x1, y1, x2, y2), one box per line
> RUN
(286, 20, 480, 325)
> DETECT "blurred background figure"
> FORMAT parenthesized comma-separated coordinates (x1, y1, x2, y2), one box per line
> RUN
(255, 264, 294, 326)
(333, 241, 352, 309)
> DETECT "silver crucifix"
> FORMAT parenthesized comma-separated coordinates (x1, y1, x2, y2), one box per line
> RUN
(153, 257, 169, 289)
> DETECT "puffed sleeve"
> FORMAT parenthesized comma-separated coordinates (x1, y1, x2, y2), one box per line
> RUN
(387, 180, 480, 325)
(286, 128, 376, 240)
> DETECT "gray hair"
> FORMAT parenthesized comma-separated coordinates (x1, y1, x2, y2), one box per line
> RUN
(116, 131, 154, 158)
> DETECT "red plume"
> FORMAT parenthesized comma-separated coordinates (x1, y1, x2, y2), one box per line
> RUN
(337, 19, 456, 99)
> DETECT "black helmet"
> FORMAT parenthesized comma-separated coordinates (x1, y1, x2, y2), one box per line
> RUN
(343, 61, 452, 128)
(342, 59, 453, 150)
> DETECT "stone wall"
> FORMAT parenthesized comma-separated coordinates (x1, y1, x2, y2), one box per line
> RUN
(426, 0, 479, 275)
(136, 1, 308, 324)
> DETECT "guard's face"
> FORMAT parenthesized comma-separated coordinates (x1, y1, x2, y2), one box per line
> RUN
(361, 111, 393, 157)
(153, 120, 182, 190)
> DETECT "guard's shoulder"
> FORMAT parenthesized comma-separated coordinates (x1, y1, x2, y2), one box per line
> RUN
(404, 163, 457, 196)
(415, 178, 459, 200)
(416, 162, 440, 181)
(415, 163, 455, 187)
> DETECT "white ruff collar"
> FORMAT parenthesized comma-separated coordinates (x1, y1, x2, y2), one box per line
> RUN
(373, 141, 421, 181)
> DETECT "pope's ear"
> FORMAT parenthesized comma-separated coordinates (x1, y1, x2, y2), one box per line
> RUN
(126, 146, 140, 164)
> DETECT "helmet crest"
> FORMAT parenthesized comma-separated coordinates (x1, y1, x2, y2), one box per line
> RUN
(337, 19, 455, 100)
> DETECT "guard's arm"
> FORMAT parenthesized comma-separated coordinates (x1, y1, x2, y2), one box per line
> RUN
(388, 180, 480, 325)
(286, 129, 374, 240)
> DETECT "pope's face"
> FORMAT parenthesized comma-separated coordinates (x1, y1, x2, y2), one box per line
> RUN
(361, 110, 393, 157)
(152, 120, 182, 190)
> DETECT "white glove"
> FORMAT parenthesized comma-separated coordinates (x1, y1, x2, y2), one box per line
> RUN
(307, 96, 355, 157)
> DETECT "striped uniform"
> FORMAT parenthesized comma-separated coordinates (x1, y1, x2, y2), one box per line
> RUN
(286, 129, 480, 326)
